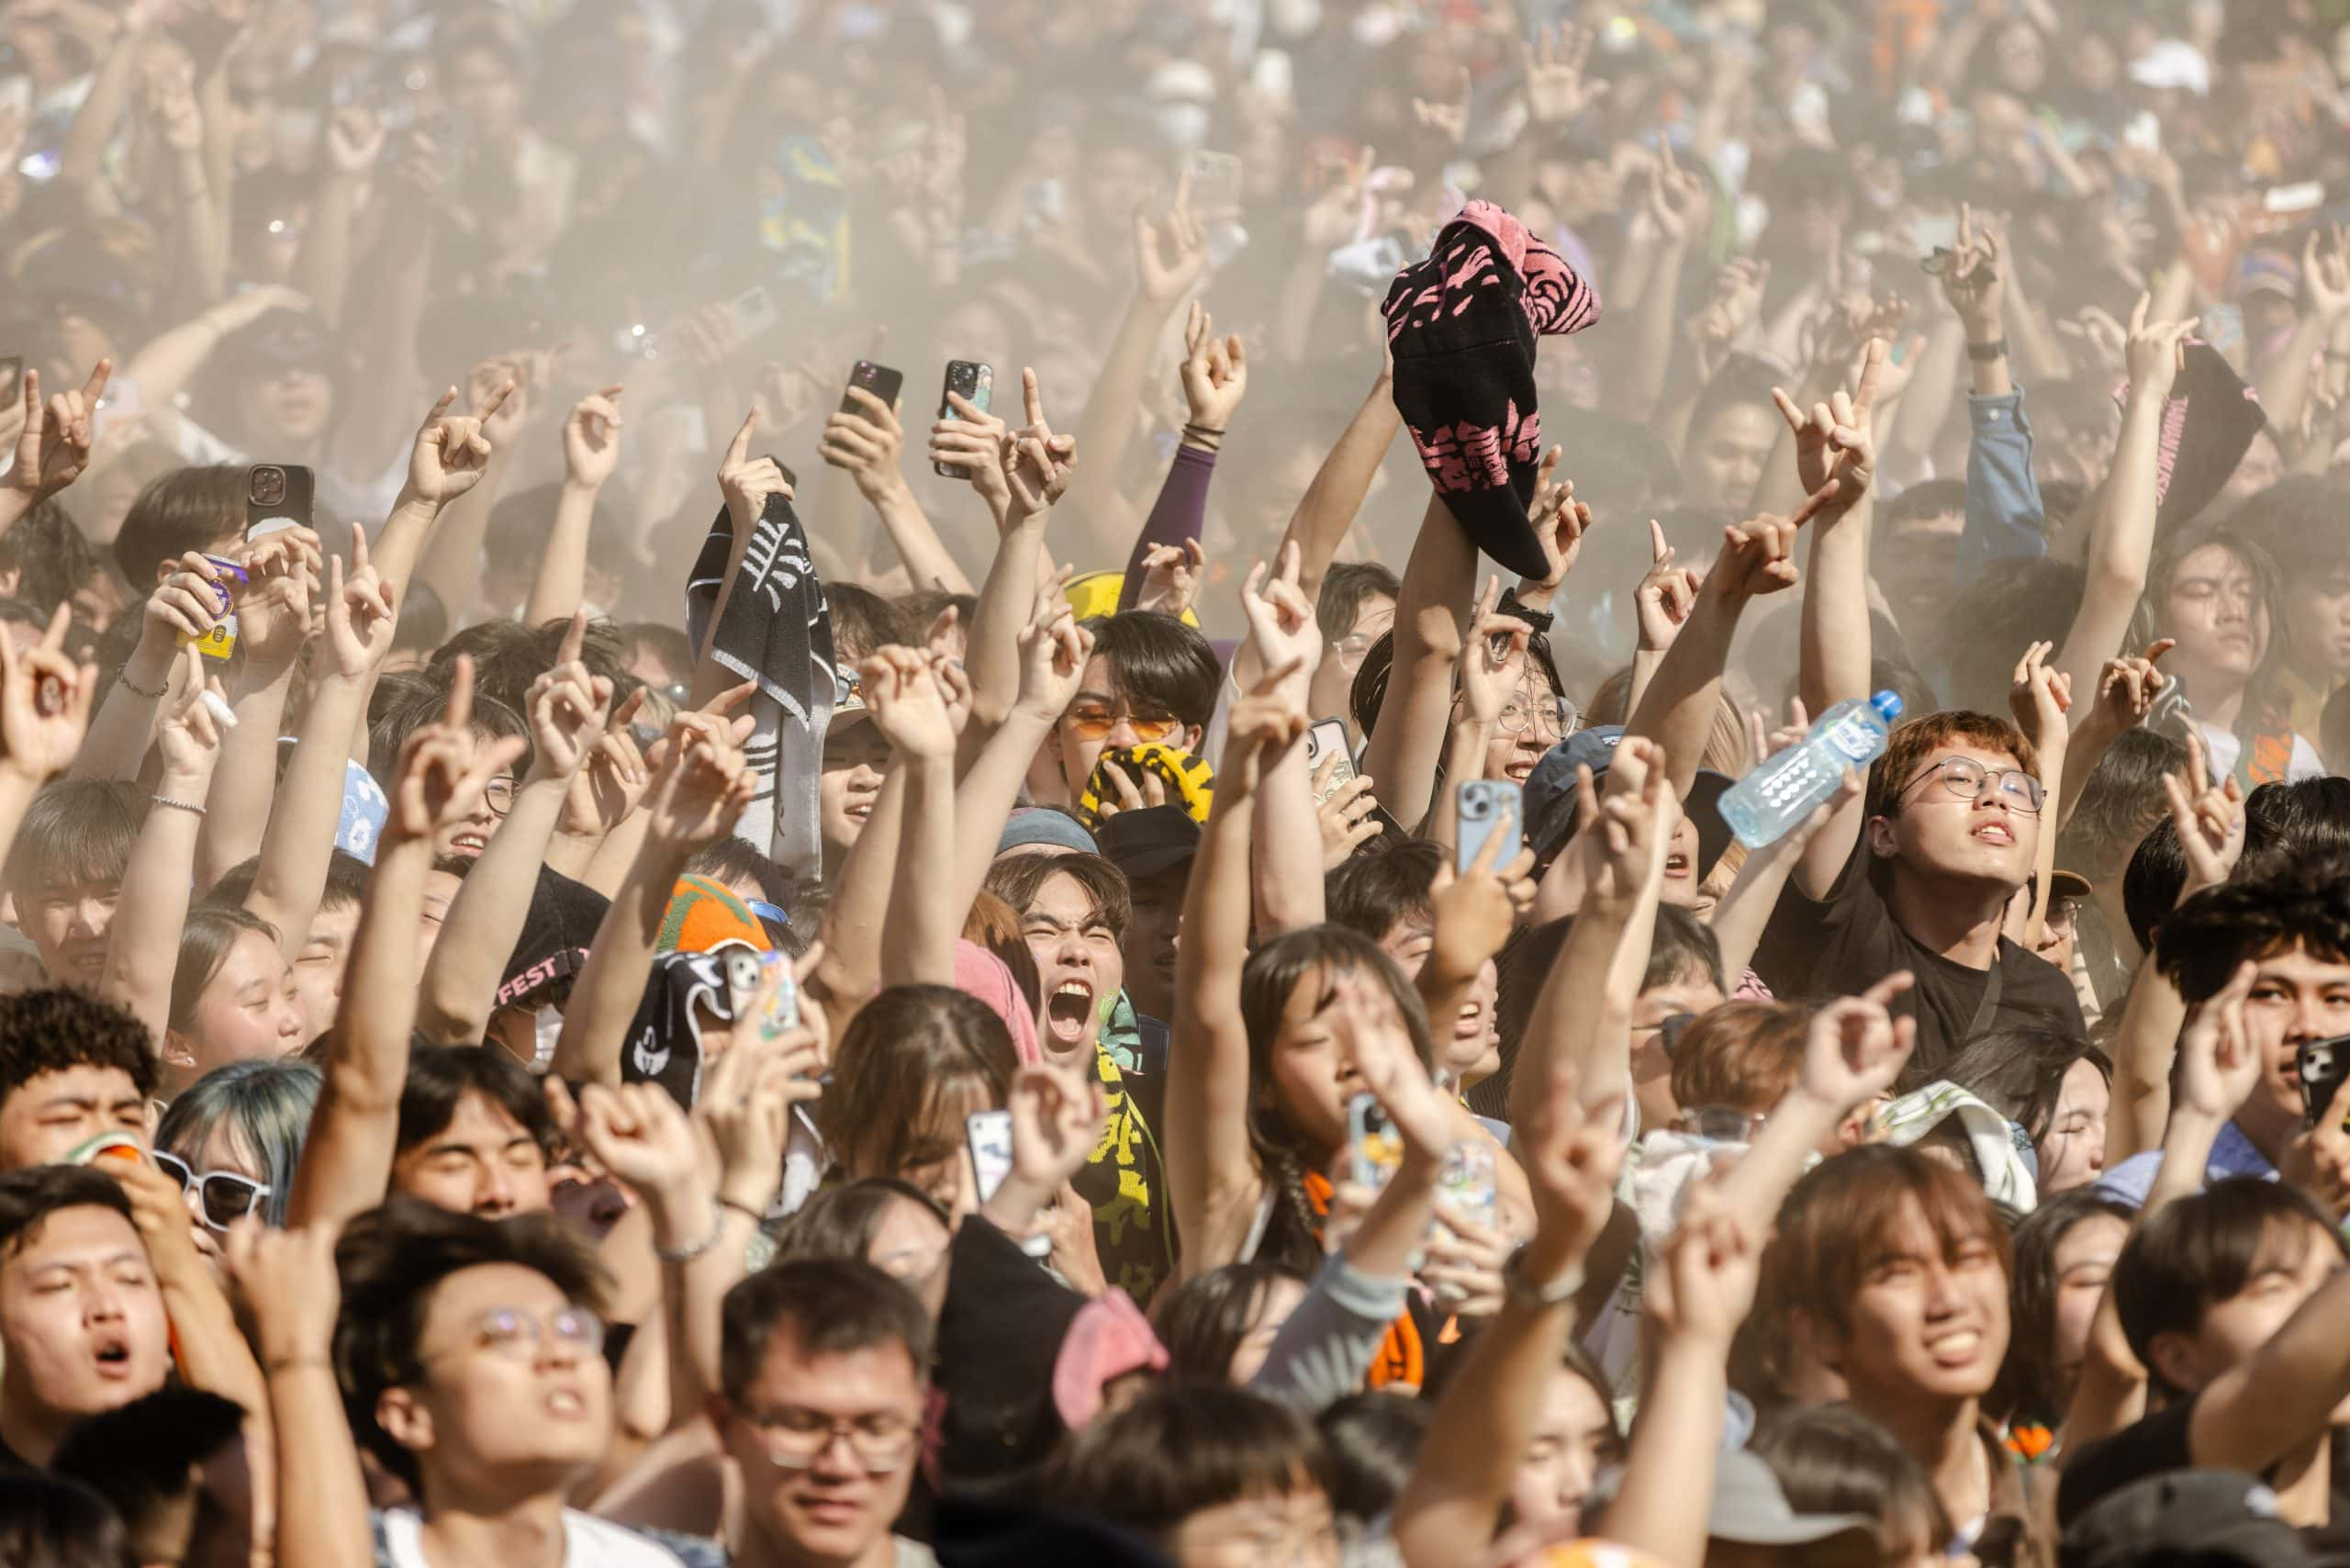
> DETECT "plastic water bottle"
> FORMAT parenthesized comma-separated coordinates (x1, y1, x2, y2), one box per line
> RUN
(1718, 690, 1905, 849)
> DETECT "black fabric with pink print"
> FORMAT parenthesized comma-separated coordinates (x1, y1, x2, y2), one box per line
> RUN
(1382, 199, 1600, 577)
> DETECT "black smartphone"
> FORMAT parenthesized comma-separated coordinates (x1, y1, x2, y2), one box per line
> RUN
(841, 359, 902, 417)
(2299, 1034, 2350, 1126)
(933, 360, 993, 478)
(245, 464, 316, 541)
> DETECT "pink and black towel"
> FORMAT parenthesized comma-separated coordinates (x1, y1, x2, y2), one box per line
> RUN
(1382, 200, 1601, 578)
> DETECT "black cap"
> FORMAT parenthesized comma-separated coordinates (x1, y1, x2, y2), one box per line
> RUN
(1093, 805, 1201, 882)
(494, 868, 610, 1010)
(2063, 1470, 2350, 1568)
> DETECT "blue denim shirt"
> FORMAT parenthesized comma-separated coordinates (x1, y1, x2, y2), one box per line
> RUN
(2094, 1119, 2277, 1207)
(1959, 386, 2046, 583)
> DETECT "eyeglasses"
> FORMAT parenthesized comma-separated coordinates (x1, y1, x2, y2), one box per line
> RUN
(728, 1402, 920, 1473)
(483, 775, 517, 818)
(423, 1305, 605, 1364)
(1900, 756, 2046, 815)
(1496, 694, 1577, 739)
(1064, 702, 1181, 744)
(1335, 630, 1388, 670)
(151, 1151, 269, 1231)
(1680, 1105, 1763, 1143)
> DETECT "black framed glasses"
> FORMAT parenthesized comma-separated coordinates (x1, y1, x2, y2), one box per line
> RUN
(1901, 756, 2046, 815)
(482, 775, 517, 818)
(151, 1150, 270, 1230)
(728, 1401, 920, 1473)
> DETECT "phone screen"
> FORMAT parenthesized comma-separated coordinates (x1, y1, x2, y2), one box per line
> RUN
(967, 1110, 1014, 1204)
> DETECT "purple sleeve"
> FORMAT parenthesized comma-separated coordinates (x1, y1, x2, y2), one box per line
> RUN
(1115, 444, 1218, 611)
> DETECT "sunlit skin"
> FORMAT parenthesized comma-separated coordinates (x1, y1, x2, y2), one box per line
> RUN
(0, 1067, 149, 1172)
(1505, 1366, 1618, 1535)
(0, 1205, 172, 1467)
(388, 1091, 551, 1218)
(1018, 870, 1125, 1065)
(715, 1330, 928, 1568)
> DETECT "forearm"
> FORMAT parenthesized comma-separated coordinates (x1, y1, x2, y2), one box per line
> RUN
(1252, 711, 1327, 936)
(1285, 374, 1401, 608)
(643, 1174, 753, 1424)
(1362, 498, 1475, 831)
(101, 781, 209, 1042)
(2255, 317, 2338, 442)
(0, 773, 39, 870)
(246, 672, 369, 954)
(1885, 319, 1967, 473)
(1602, 1334, 1728, 1568)
(2198, 1267, 2350, 1474)
(1626, 589, 1740, 802)
(964, 515, 1050, 731)
(1067, 296, 1176, 561)
(812, 767, 907, 1016)
(1511, 899, 1634, 1128)
(1117, 444, 1214, 608)
(1423, 718, 1491, 849)
(2022, 737, 2065, 948)
(172, 151, 227, 307)
(945, 709, 1050, 916)
(1623, 240, 1690, 420)
(297, 175, 363, 329)
(880, 753, 957, 988)
(2104, 968, 2188, 1165)
(868, 480, 971, 596)
(266, 1365, 375, 1568)
(415, 453, 510, 626)
(196, 660, 296, 893)
(416, 780, 567, 1043)
(522, 478, 604, 627)
(550, 839, 691, 1087)
(1958, 386, 2046, 583)
(1168, 778, 1266, 1262)
(1726, 1092, 1839, 1240)
(1799, 507, 1874, 713)
(56, 16, 147, 188)
(159, 1260, 267, 1412)
(1705, 832, 1809, 984)
(2056, 397, 2164, 701)
(73, 643, 175, 779)
(330, 219, 433, 476)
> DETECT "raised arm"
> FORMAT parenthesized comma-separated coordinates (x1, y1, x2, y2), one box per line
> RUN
(194, 527, 321, 892)
(0, 360, 107, 543)
(944, 590, 1091, 928)
(863, 647, 962, 989)
(74, 554, 215, 783)
(414, 360, 532, 626)
(98, 648, 224, 1049)
(523, 386, 625, 628)
(287, 656, 525, 1230)
(0, 607, 98, 866)
(2252, 230, 2350, 447)
(1393, 1059, 1623, 1568)
(1785, 339, 1881, 898)
(1169, 657, 1307, 1279)
(1243, 545, 1333, 938)
(1117, 304, 1243, 608)
(365, 382, 515, 626)
(2056, 643, 2171, 836)
(297, 110, 384, 330)
(550, 713, 755, 1088)
(2053, 299, 2199, 704)
(822, 386, 970, 594)
(955, 373, 1068, 737)
(243, 527, 397, 955)
(1360, 497, 1478, 834)
(417, 613, 611, 1046)
(1726, 978, 1914, 1242)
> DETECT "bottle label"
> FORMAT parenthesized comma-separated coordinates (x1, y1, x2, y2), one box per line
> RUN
(1822, 714, 1878, 763)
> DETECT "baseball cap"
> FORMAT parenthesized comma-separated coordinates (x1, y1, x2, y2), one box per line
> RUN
(1522, 725, 1735, 877)
(998, 806, 1099, 857)
(495, 868, 610, 1010)
(2063, 1469, 2350, 1568)
(1094, 805, 1201, 882)
(1708, 1447, 1876, 1549)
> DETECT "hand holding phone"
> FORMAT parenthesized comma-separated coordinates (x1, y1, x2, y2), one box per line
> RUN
(933, 360, 992, 478)
(1454, 779, 1523, 877)
(842, 360, 903, 417)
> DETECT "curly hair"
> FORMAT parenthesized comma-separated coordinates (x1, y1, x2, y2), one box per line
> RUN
(0, 987, 159, 1108)
(2155, 853, 2350, 1004)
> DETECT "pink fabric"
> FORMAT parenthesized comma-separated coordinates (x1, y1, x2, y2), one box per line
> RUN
(957, 940, 1041, 1065)
(1051, 1290, 1168, 1431)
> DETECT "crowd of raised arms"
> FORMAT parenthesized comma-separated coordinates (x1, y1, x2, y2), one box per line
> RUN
(6, 1, 2350, 1566)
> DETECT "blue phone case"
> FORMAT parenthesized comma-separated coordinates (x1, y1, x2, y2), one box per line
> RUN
(1455, 779, 1523, 875)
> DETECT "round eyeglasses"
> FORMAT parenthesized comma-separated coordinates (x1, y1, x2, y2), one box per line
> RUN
(1899, 756, 2046, 815)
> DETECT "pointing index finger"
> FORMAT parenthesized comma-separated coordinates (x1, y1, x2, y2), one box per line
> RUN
(1648, 518, 1669, 563)
(1022, 367, 1044, 431)
(725, 408, 757, 469)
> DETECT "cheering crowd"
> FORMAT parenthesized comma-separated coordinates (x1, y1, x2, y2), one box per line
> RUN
(5, 0, 2350, 1564)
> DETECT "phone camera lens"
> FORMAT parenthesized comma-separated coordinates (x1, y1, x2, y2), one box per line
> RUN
(252, 467, 285, 507)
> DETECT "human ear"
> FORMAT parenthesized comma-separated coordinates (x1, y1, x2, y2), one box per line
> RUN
(375, 1387, 433, 1456)
(1863, 812, 1898, 859)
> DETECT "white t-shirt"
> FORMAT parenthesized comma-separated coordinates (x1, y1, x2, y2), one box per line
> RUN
(376, 1507, 689, 1568)
(2195, 722, 2326, 785)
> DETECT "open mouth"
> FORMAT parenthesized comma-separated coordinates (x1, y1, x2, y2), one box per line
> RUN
(1662, 851, 1692, 878)
(449, 831, 487, 857)
(91, 1333, 135, 1377)
(1453, 999, 1486, 1040)
(1925, 1327, 1983, 1367)
(1046, 979, 1094, 1047)
(1972, 822, 2014, 846)
(545, 1387, 588, 1418)
(1504, 758, 1537, 783)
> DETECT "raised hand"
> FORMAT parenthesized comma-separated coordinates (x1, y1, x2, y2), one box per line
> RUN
(1771, 336, 1884, 510)
(1643, 1181, 1760, 1346)
(2123, 292, 2201, 405)
(1517, 1058, 1627, 1265)
(1225, 656, 1309, 794)
(563, 385, 624, 490)
(1521, 449, 1593, 598)
(1135, 539, 1205, 621)
(574, 1081, 702, 1202)
(2162, 730, 2245, 900)
(1014, 583, 1092, 722)
(819, 385, 909, 500)
(929, 388, 1012, 519)
(2006, 639, 2074, 753)
(1316, 766, 1382, 868)
(1636, 520, 1701, 653)
(1134, 171, 1209, 308)
(643, 711, 756, 856)
(1522, 22, 1609, 124)
(1798, 972, 1918, 1113)
(405, 384, 510, 508)
(523, 611, 615, 782)
(231, 526, 322, 670)
(1002, 370, 1077, 526)
(324, 523, 397, 679)
(1577, 737, 1679, 914)
(1179, 302, 1248, 432)
(0, 604, 95, 788)
(475, 354, 537, 450)
(323, 106, 386, 176)
(6, 358, 110, 505)
(1746, 697, 1811, 764)
(1933, 203, 2007, 337)
(223, 1221, 341, 1371)
(386, 656, 529, 846)
(1709, 492, 1824, 601)
(2302, 224, 2350, 323)
(563, 689, 651, 842)
(2174, 960, 2262, 1124)
(156, 646, 228, 790)
(1687, 257, 1769, 378)
(699, 1017, 826, 1217)
(2084, 639, 2172, 738)
(1237, 541, 1321, 687)
(1332, 964, 1455, 1158)
(860, 644, 957, 761)
(1428, 812, 1532, 985)
(1645, 140, 1707, 245)
(718, 409, 794, 540)
(1412, 64, 1472, 148)
(1006, 1056, 1108, 1204)
(1458, 577, 1531, 728)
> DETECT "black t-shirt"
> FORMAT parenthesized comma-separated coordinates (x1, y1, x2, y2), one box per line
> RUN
(1751, 842, 2085, 1078)
(2061, 1394, 2350, 1546)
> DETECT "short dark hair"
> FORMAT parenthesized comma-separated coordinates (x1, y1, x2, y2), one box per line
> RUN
(1079, 611, 1221, 731)
(0, 500, 107, 622)
(1046, 1383, 1332, 1542)
(774, 1177, 948, 1266)
(1930, 558, 2086, 714)
(2121, 804, 2284, 956)
(1316, 1392, 1429, 1523)
(1944, 1029, 2111, 1148)
(428, 616, 631, 722)
(50, 1385, 244, 1548)
(983, 851, 1133, 942)
(396, 1044, 556, 1159)
(204, 848, 373, 915)
(620, 622, 695, 684)
(1644, 904, 1726, 995)
(2111, 1178, 2344, 1397)
(112, 465, 245, 586)
(1152, 1260, 1310, 1383)
(0, 989, 159, 1111)
(2229, 475, 2350, 579)
(333, 1197, 610, 1492)
(1750, 1404, 1951, 1551)
(0, 1472, 132, 1568)
(818, 987, 1017, 1177)
(2156, 854, 2350, 1004)
(1315, 563, 1401, 645)
(2058, 729, 2187, 885)
(1760, 1145, 2010, 1344)
(1990, 1190, 2134, 1425)
(718, 1257, 933, 1406)
(826, 583, 914, 665)
(1324, 840, 1440, 945)
(1881, 478, 1967, 534)
(365, 671, 532, 786)
(4, 779, 142, 899)
(2246, 777, 2350, 863)
(0, 1164, 134, 1260)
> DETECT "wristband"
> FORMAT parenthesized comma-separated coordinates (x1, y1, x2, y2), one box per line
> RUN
(1967, 337, 2010, 364)
(1497, 588, 1555, 634)
(264, 1354, 330, 1374)
(718, 1196, 768, 1225)
(151, 795, 207, 818)
(117, 666, 167, 700)
(1501, 1243, 1584, 1307)
(655, 1198, 726, 1262)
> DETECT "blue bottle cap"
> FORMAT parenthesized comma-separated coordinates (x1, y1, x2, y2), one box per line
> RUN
(1870, 689, 1905, 723)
